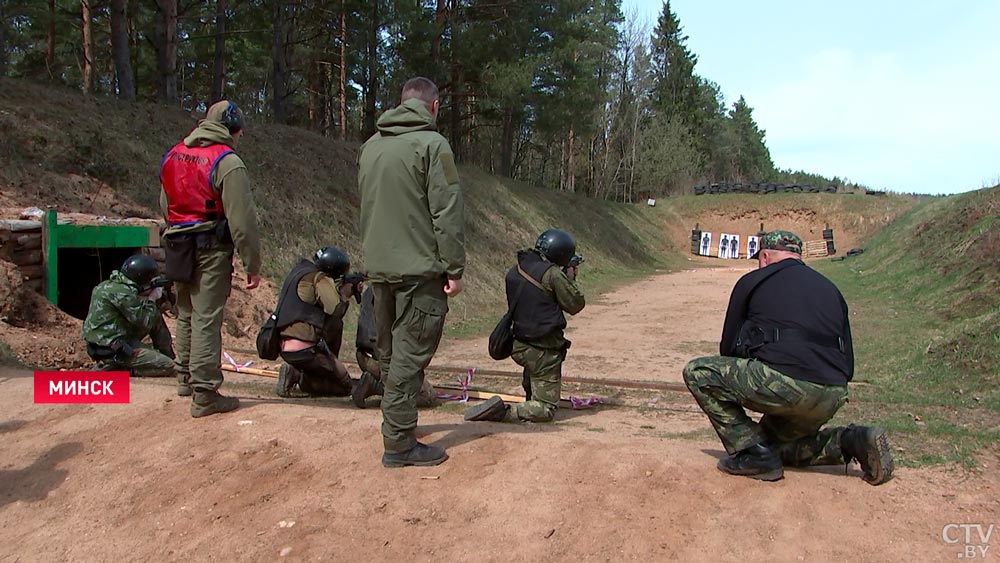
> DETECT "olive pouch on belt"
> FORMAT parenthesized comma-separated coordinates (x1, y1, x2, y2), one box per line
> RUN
(162, 233, 196, 283)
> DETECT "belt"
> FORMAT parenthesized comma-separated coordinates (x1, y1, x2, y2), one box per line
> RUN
(768, 327, 844, 353)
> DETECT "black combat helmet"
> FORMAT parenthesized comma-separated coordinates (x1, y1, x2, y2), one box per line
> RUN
(313, 247, 350, 277)
(534, 229, 576, 267)
(121, 255, 159, 287)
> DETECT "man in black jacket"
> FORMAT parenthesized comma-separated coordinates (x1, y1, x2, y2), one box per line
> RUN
(683, 230, 893, 484)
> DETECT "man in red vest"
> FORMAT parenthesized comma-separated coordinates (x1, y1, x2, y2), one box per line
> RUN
(160, 100, 262, 418)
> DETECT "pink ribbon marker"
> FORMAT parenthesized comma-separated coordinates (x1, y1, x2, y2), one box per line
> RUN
(568, 396, 601, 409)
(223, 351, 253, 372)
(436, 368, 475, 403)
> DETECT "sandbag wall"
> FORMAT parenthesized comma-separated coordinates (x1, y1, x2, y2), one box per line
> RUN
(0, 219, 45, 293)
(0, 218, 165, 298)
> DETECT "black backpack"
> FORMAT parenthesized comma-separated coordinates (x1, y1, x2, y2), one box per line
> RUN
(255, 312, 281, 360)
(488, 309, 514, 361)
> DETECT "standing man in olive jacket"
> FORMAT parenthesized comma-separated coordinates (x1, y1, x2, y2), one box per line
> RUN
(359, 77, 465, 468)
(160, 100, 262, 418)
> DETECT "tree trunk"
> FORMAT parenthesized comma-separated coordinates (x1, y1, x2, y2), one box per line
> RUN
(211, 0, 226, 100)
(322, 62, 332, 136)
(448, 67, 463, 160)
(565, 125, 576, 193)
(339, 0, 347, 139)
(500, 106, 514, 178)
(81, 0, 94, 94)
(0, 1, 7, 78)
(430, 0, 446, 64)
(271, 0, 290, 124)
(110, 0, 135, 100)
(45, 0, 56, 79)
(362, 1, 378, 138)
(153, 0, 178, 104)
(307, 61, 317, 130)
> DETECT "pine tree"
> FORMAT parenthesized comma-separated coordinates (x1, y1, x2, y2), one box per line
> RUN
(649, 0, 697, 123)
(727, 95, 773, 181)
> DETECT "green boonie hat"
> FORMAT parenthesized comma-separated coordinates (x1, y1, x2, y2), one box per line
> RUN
(750, 230, 803, 259)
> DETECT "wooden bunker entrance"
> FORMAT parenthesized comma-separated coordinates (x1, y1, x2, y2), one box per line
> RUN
(43, 210, 161, 320)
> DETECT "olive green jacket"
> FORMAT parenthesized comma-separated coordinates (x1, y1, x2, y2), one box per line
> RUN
(358, 99, 465, 282)
(159, 121, 262, 276)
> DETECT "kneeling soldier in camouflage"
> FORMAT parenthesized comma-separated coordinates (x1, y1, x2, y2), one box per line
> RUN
(82, 255, 176, 377)
(274, 247, 362, 398)
(683, 230, 893, 484)
(465, 229, 585, 423)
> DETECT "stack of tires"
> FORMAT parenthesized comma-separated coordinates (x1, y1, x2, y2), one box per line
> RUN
(823, 228, 836, 256)
(691, 182, 840, 196)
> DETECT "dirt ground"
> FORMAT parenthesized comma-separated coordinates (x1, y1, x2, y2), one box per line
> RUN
(433, 261, 752, 382)
(2, 268, 998, 563)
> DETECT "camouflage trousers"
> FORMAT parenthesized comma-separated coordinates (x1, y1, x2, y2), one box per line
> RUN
(372, 278, 448, 453)
(357, 350, 437, 408)
(683, 356, 850, 467)
(505, 341, 564, 423)
(95, 343, 176, 377)
(92, 317, 176, 378)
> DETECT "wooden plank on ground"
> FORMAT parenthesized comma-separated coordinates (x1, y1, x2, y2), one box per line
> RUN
(219, 365, 581, 406)
(222, 364, 277, 377)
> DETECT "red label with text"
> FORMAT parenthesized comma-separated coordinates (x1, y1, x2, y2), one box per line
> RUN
(34, 372, 130, 404)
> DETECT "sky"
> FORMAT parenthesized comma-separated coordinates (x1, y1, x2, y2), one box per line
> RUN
(622, 0, 1000, 194)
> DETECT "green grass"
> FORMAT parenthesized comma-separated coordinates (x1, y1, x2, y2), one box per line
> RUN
(814, 185, 1000, 468)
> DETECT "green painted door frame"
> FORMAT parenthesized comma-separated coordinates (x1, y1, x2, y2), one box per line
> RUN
(43, 210, 154, 306)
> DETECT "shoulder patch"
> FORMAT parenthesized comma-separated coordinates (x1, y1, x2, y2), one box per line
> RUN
(440, 152, 460, 185)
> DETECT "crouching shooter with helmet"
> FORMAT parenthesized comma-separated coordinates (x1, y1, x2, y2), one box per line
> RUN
(82, 255, 176, 377)
(465, 229, 586, 423)
(273, 247, 364, 398)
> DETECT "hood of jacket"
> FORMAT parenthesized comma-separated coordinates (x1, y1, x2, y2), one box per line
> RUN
(375, 98, 437, 137)
(184, 120, 236, 149)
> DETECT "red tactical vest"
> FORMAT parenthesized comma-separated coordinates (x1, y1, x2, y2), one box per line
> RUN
(159, 142, 233, 225)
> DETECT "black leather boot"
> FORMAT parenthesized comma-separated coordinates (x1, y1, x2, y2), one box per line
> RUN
(351, 371, 383, 409)
(840, 425, 894, 485)
(382, 442, 448, 468)
(463, 396, 509, 422)
(717, 442, 784, 481)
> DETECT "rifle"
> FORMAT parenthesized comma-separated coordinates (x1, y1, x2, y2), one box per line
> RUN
(148, 275, 178, 317)
(568, 254, 585, 268)
(564, 254, 584, 278)
(338, 272, 368, 304)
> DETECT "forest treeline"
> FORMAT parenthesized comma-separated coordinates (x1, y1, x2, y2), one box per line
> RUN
(1, 1, 861, 200)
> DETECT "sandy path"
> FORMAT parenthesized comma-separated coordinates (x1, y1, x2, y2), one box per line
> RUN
(433, 266, 753, 382)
